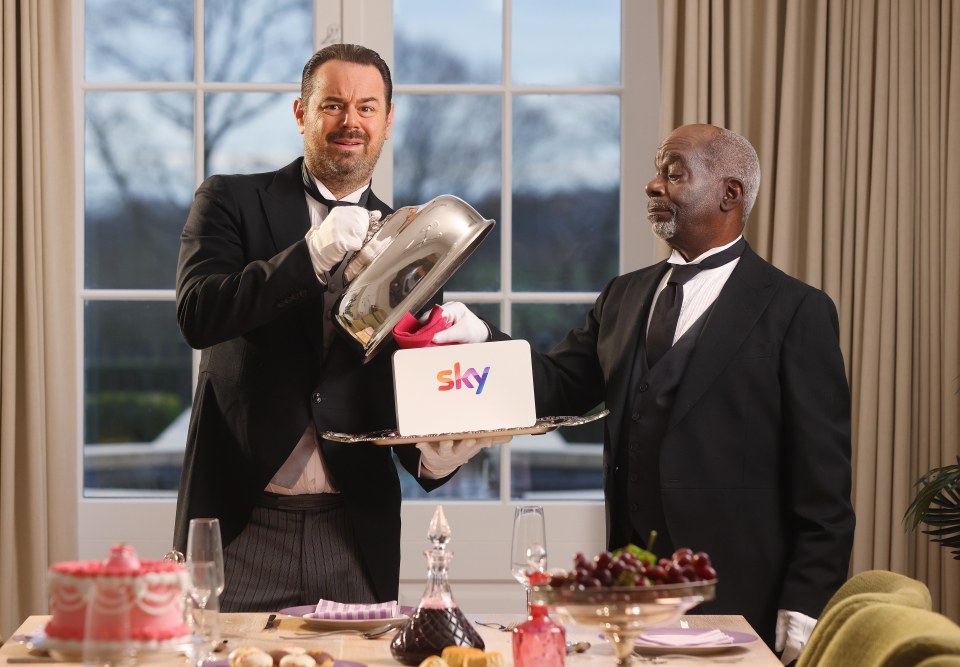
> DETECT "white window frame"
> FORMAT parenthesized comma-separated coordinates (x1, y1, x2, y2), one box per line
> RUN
(75, 0, 661, 612)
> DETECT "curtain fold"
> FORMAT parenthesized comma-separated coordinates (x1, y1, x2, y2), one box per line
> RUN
(658, 0, 959, 621)
(0, 0, 78, 638)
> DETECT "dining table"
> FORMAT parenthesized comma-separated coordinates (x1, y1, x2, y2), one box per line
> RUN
(2, 612, 782, 667)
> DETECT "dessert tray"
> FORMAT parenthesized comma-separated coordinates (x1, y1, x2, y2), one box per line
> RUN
(321, 410, 609, 445)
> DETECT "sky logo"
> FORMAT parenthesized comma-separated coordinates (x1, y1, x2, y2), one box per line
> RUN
(437, 363, 490, 395)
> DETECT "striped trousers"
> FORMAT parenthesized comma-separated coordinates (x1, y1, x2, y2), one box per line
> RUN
(220, 492, 377, 612)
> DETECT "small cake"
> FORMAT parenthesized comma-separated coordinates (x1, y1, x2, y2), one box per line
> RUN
(305, 649, 336, 667)
(45, 544, 189, 655)
(463, 652, 505, 667)
(278, 654, 316, 667)
(268, 645, 306, 663)
(229, 646, 274, 667)
(418, 657, 450, 667)
(440, 646, 483, 666)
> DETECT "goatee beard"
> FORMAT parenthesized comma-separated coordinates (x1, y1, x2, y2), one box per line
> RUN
(652, 220, 677, 240)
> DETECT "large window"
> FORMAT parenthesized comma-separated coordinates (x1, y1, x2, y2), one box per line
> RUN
(391, 0, 621, 501)
(82, 0, 315, 495)
(79, 0, 652, 512)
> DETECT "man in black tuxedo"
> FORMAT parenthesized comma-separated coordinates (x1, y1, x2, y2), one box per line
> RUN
(529, 124, 855, 662)
(174, 44, 498, 612)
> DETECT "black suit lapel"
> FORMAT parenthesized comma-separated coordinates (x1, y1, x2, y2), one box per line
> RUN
(260, 158, 312, 253)
(257, 158, 329, 361)
(668, 247, 778, 429)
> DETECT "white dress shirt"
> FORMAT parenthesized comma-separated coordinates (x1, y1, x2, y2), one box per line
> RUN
(647, 236, 743, 344)
(264, 179, 371, 495)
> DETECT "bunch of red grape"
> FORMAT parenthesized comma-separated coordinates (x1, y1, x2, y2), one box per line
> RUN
(548, 546, 717, 589)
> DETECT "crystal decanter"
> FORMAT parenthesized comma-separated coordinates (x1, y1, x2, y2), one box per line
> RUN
(390, 505, 485, 665)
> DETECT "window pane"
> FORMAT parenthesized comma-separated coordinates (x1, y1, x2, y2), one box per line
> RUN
(205, 0, 312, 83)
(84, 301, 192, 494)
(393, 94, 502, 291)
(512, 303, 593, 355)
(512, 0, 621, 85)
(512, 95, 620, 292)
(510, 303, 604, 500)
(397, 447, 500, 500)
(85, 92, 194, 290)
(394, 0, 501, 84)
(205, 93, 304, 177)
(464, 303, 500, 330)
(85, 0, 193, 82)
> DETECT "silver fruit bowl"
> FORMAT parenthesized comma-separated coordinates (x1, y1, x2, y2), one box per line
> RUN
(530, 580, 716, 665)
(335, 195, 495, 361)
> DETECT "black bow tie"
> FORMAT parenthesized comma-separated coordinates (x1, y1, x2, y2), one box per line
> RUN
(300, 159, 371, 210)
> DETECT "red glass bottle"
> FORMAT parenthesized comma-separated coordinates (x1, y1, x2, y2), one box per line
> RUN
(512, 601, 566, 667)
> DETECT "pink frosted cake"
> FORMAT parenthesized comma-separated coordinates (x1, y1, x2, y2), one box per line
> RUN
(45, 544, 189, 655)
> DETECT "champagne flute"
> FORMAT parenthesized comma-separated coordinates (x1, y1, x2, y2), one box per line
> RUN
(185, 561, 221, 667)
(510, 505, 547, 608)
(186, 518, 225, 603)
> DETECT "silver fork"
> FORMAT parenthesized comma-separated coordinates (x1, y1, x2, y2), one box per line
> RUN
(279, 625, 399, 640)
(473, 620, 520, 632)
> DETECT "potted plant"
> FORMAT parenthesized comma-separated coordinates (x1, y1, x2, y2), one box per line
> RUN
(903, 455, 960, 560)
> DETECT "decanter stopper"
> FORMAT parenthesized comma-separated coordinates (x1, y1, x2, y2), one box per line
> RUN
(428, 504, 451, 550)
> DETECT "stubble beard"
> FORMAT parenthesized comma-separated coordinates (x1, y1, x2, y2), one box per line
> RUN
(306, 133, 385, 194)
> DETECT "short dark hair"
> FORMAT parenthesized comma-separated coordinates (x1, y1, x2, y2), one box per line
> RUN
(300, 43, 393, 108)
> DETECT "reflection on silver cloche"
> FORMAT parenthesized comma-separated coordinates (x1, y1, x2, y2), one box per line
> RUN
(335, 195, 495, 362)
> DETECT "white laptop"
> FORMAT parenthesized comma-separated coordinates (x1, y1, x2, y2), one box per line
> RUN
(392, 339, 537, 436)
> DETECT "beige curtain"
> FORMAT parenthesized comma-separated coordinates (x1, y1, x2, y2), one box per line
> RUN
(658, 0, 960, 620)
(0, 0, 78, 639)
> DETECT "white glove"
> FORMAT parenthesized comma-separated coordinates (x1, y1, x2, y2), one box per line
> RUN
(305, 207, 382, 277)
(416, 436, 512, 478)
(424, 301, 491, 345)
(775, 609, 816, 665)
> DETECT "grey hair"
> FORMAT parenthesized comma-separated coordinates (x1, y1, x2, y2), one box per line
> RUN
(703, 128, 761, 223)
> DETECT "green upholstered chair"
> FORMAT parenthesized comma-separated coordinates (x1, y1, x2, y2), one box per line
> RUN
(821, 570, 932, 615)
(797, 570, 933, 667)
(810, 603, 960, 666)
(916, 657, 960, 667)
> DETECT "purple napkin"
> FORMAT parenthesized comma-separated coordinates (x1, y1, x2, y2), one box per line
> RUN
(307, 599, 400, 620)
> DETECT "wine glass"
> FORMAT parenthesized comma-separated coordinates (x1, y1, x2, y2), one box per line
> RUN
(185, 561, 221, 667)
(510, 505, 547, 607)
(186, 518, 225, 604)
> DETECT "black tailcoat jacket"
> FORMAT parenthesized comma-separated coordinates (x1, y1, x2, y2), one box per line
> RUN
(174, 158, 446, 603)
(531, 245, 856, 645)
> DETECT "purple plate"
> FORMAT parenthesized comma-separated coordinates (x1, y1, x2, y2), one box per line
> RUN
(208, 660, 365, 667)
(632, 628, 758, 655)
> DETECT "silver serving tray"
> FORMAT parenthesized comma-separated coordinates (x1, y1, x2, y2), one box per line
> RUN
(322, 410, 609, 445)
